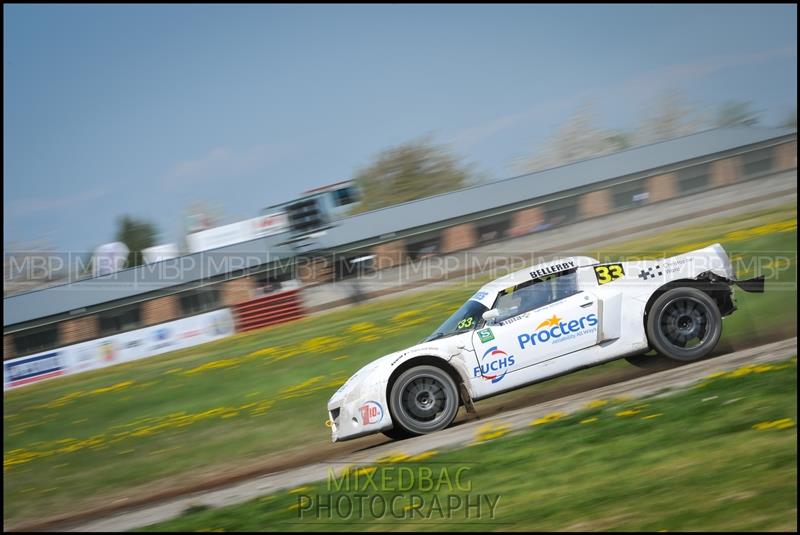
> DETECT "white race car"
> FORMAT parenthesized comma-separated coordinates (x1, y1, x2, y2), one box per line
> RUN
(326, 243, 764, 442)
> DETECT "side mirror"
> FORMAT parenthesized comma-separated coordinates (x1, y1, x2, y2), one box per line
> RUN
(482, 309, 500, 325)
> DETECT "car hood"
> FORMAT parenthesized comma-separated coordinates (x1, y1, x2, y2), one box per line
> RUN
(327, 333, 470, 409)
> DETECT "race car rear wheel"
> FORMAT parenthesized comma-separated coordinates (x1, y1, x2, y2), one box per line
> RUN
(387, 365, 459, 437)
(646, 287, 722, 363)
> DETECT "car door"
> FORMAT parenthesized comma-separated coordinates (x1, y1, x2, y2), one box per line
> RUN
(469, 274, 600, 394)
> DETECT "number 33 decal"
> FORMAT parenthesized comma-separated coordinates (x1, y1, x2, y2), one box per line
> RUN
(594, 263, 625, 285)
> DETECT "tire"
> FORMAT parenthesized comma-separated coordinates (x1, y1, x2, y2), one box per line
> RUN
(387, 365, 460, 437)
(646, 287, 722, 363)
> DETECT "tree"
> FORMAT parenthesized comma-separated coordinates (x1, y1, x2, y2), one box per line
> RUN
(515, 103, 634, 174)
(114, 215, 159, 268)
(635, 90, 706, 145)
(350, 137, 477, 214)
(716, 101, 761, 128)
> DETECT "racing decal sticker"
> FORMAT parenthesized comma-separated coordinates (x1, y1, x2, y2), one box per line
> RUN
(500, 315, 525, 326)
(359, 401, 384, 425)
(637, 265, 663, 280)
(457, 317, 474, 329)
(477, 328, 495, 343)
(529, 260, 576, 279)
(594, 263, 625, 285)
(473, 346, 515, 384)
(661, 257, 691, 275)
(518, 313, 598, 349)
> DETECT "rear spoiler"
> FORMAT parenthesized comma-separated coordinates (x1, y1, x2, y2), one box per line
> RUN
(734, 275, 765, 293)
(697, 271, 765, 293)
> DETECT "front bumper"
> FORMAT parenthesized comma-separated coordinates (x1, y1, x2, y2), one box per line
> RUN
(327, 397, 392, 442)
(327, 368, 392, 442)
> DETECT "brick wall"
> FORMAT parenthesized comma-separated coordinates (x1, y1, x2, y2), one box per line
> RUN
(647, 173, 677, 203)
(441, 223, 478, 254)
(297, 257, 333, 284)
(508, 206, 544, 237)
(60, 315, 99, 345)
(221, 277, 256, 306)
(373, 239, 407, 270)
(4, 334, 13, 361)
(710, 156, 742, 187)
(579, 189, 612, 219)
(142, 295, 180, 326)
(775, 141, 797, 171)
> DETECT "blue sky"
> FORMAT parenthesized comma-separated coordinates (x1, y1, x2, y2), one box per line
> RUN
(3, 4, 797, 252)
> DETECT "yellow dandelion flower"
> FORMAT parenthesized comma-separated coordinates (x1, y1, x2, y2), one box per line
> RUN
(474, 422, 511, 443)
(530, 412, 566, 426)
(354, 466, 378, 477)
(754, 418, 795, 431)
(408, 450, 438, 462)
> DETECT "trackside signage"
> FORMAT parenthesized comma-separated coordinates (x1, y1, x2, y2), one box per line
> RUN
(3, 308, 235, 391)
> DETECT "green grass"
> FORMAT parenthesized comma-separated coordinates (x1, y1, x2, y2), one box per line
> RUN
(141, 357, 798, 532)
(3, 204, 797, 527)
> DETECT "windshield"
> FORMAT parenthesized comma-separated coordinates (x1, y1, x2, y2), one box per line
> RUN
(424, 299, 488, 342)
(492, 269, 579, 323)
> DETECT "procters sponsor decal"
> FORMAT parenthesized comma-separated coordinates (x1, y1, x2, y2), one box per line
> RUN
(359, 401, 384, 425)
(518, 313, 598, 349)
(473, 346, 516, 384)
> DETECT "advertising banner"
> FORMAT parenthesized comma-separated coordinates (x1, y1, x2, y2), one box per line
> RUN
(3, 308, 236, 391)
(186, 212, 289, 253)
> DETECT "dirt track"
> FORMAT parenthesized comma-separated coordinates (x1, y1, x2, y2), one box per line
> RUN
(13, 335, 795, 532)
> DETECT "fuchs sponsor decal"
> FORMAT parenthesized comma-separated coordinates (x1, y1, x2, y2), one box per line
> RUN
(360, 401, 384, 425)
(472, 291, 489, 301)
(473, 346, 516, 384)
(477, 328, 494, 343)
(5, 352, 65, 388)
(518, 313, 598, 349)
(529, 260, 576, 279)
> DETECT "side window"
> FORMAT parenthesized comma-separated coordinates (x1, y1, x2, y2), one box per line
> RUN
(492, 269, 579, 321)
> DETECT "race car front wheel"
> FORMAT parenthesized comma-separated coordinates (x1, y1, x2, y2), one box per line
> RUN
(646, 287, 722, 363)
(387, 365, 459, 437)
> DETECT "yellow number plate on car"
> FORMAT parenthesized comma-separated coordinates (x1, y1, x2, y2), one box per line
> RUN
(593, 263, 625, 285)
